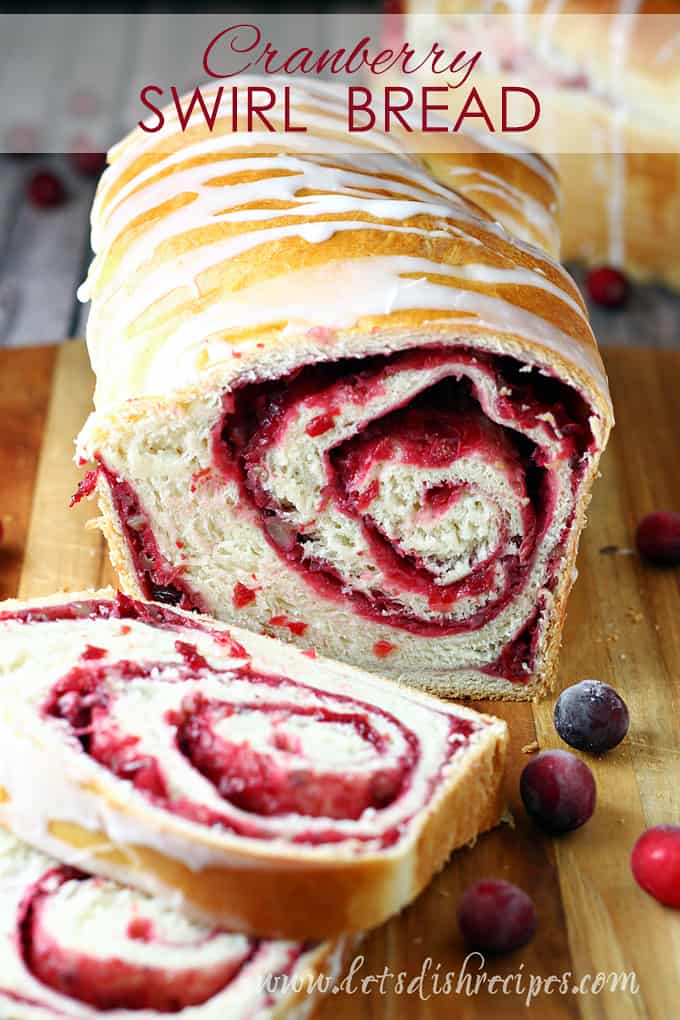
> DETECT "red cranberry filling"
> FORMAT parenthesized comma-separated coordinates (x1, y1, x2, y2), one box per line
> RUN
(71, 345, 596, 684)
(177, 694, 415, 820)
(40, 651, 471, 845)
(0, 593, 247, 661)
(95, 474, 206, 614)
(20, 869, 256, 1012)
(210, 346, 593, 678)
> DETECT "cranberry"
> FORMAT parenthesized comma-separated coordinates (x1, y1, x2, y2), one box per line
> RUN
(631, 826, 680, 908)
(150, 583, 182, 606)
(26, 170, 67, 209)
(586, 266, 630, 308)
(70, 147, 107, 177)
(554, 680, 629, 753)
(233, 582, 257, 608)
(458, 879, 537, 954)
(520, 750, 596, 833)
(636, 511, 680, 566)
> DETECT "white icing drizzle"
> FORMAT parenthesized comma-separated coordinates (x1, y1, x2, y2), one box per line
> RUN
(445, 166, 557, 246)
(77, 76, 608, 414)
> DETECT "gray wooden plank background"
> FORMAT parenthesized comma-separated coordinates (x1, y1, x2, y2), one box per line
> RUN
(0, 10, 677, 350)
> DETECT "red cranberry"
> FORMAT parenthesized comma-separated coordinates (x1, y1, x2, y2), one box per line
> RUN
(586, 266, 630, 308)
(631, 826, 680, 908)
(69, 137, 107, 177)
(458, 879, 537, 954)
(26, 170, 67, 209)
(69, 147, 107, 177)
(554, 680, 629, 753)
(636, 511, 680, 566)
(520, 750, 596, 833)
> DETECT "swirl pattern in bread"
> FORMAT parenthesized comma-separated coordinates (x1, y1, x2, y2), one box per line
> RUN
(0, 589, 507, 939)
(0, 828, 350, 1019)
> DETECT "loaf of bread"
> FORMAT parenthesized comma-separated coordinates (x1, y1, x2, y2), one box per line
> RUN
(0, 589, 507, 939)
(75, 77, 613, 699)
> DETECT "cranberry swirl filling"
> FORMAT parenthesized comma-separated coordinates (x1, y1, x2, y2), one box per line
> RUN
(213, 346, 593, 675)
(21, 867, 255, 1012)
(177, 697, 412, 820)
(42, 642, 471, 847)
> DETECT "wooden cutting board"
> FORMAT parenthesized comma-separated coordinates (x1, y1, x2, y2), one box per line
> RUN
(1, 340, 679, 1018)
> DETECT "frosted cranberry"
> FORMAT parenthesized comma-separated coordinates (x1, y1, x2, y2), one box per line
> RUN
(458, 879, 536, 954)
(586, 266, 630, 308)
(26, 170, 67, 209)
(636, 511, 680, 566)
(520, 750, 595, 833)
(631, 826, 680, 908)
(554, 680, 629, 753)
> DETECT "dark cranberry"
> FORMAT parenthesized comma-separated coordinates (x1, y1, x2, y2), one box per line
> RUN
(69, 140, 107, 177)
(554, 680, 629, 753)
(631, 826, 680, 908)
(586, 266, 630, 308)
(636, 512, 680, 566)
(26, 170, 67, 209)
(150, 583, 182, 606)
(458, 879, 537, 954)
(520, 750, 595, 833)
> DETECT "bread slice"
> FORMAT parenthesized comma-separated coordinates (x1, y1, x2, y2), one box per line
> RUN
(0, 826, 353, 1019)
(0, 588, 507, 939)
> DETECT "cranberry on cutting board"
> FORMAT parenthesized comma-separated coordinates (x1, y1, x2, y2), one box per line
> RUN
(636, 512, 680, 566)
(554, 680, 629, 753)
(458, 879, 537, 954)
(520, 750, 596, 834)
(631, 826, 680, 908)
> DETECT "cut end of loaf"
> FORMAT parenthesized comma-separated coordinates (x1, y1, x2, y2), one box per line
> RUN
(73, 76, 612, 701)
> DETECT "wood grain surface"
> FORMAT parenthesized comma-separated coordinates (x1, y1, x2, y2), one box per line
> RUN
(0, 341, 678, 1018)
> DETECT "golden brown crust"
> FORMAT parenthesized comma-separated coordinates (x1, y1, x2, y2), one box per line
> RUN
(557, 151, 680, 287)
(435, 0, 679, 88)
